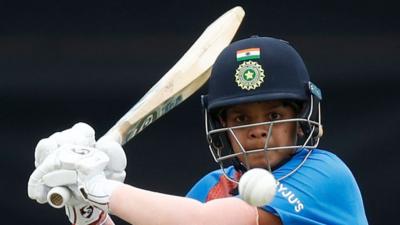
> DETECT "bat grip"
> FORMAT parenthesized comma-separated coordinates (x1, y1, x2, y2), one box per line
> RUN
(47, 186, 71, 208)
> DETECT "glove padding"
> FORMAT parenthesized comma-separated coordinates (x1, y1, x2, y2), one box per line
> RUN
(77, 174, 121, 212)
(34, 123, 96, 167)
(30, 122, 127, 204)
(29, 143, 122, 212)
(28, 123, 125, 225)
(28, 144, 110, 204)
(95, 139, 126, 182)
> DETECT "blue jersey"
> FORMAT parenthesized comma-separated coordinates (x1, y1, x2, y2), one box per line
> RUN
(186, 148, 368, 225)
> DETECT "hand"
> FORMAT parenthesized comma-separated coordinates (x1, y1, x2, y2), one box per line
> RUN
(28, 123, 126, 225)
(30, 122, 127, 203)
(29, 143, 122, 212)
(34, 123, 96, 168)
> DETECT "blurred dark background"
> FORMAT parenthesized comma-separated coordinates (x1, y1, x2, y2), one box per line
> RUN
(1, 0, 399, 224)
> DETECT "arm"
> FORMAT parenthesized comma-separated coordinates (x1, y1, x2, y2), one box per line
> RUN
(28, 123, 281, 225)
(110, 184, 282, 225)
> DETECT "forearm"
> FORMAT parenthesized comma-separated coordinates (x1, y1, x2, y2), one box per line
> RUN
(109, 184, 258, 225)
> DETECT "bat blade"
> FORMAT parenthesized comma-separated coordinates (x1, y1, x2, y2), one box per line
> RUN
(102, 6, 245, 145)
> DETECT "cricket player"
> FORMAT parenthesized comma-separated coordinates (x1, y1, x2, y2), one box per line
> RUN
(28, 36, 368, 224)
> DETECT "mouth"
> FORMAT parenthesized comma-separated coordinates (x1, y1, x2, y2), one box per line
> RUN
(243, 144, 272, 152)
(241, 150, 268, 162)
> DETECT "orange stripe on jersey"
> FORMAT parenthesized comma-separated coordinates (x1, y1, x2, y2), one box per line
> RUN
(206, 171, 242, 201)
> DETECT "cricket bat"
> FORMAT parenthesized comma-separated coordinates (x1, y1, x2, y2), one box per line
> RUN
(47, 6, 245, 208)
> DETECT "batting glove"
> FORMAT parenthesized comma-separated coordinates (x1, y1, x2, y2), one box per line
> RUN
(29, 144, 122, 210)
(31, 122, 127, 203)
(29, 123, 126, 225)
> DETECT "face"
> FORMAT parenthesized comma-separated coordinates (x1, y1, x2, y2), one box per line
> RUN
(220, 100, 299, 170)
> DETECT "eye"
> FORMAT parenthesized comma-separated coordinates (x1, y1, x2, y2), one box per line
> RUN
(269, 112, 281, 121)
(234, 115, 247, 123)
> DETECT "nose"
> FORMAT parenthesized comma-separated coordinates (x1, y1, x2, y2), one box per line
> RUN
(248, 125, 268, 139)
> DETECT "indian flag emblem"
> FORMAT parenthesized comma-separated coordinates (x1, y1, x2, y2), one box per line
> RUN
(236, 48, 260, 61)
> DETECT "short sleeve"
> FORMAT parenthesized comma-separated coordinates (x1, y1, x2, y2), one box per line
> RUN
(259, 149, 368, 225)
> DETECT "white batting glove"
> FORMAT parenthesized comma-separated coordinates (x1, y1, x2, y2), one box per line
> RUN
(77, 174, 121, 213)
(34, 122, 96, 168)
(95, 139, 126, 183)
(31, 122, 127, 203)
(29, 123, 125, 225)
(28, 144, 110, 203)
(29, 144, 122, 212)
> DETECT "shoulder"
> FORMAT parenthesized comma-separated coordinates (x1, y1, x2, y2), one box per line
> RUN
(309, 148, 344, 164)
(276, 148, 359, 194)
(277, 148, 352, 178)
(266, 148, 368, 224)
(305, 149, 355, 181)
(297, 148, 342, 164)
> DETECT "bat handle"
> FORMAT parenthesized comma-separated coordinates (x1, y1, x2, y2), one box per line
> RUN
(47, 187, 71, 208)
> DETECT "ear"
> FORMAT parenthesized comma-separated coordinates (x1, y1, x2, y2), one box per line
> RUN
(297, 124, 304, 137)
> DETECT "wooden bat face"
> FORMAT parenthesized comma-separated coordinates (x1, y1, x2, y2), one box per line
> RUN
(102, 7, 245, 145)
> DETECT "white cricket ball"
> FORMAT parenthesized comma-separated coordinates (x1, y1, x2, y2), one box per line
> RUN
(238, 168, 277, 207)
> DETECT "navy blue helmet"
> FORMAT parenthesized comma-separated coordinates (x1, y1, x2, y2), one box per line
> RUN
(201, 36, 323, 178)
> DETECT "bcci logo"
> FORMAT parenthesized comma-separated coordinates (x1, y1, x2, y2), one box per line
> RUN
(235, 61, 265, 90)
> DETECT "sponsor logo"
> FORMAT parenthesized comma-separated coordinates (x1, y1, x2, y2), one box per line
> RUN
(276, 182, 304, 213)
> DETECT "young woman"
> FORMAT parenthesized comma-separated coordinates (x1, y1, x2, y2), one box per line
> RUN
(28, 36, 368, 225)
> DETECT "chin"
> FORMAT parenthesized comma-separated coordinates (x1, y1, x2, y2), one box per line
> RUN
(247, 153, 284, 169)
(248, 158, 271, 169)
